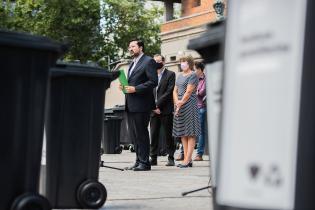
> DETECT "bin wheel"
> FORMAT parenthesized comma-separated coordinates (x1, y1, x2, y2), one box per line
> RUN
(77, 180, 107, 209)
(128, 144, 135, 152)
(11, 193, 51, 210)
(115, 146, 122, 154)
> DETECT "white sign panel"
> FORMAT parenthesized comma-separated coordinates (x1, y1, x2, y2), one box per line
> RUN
(217, 0, 307, 209)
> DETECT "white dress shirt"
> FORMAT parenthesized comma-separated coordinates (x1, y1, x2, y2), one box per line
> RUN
(128, 53, 144, 77)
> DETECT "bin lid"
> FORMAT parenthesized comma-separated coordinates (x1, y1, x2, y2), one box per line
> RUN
(104, 108, 114, 114)
(0, 30, 67, 53)
(187, 21, 225, 63)
(105, 115, 123, 120)
(112, 105, 125, 111)
(50, 62, 120, 79)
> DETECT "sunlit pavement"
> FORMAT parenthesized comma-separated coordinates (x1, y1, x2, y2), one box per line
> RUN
(96, 149, 213, 210)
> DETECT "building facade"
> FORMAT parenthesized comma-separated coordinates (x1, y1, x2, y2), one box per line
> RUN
(154, 0, 226, 72)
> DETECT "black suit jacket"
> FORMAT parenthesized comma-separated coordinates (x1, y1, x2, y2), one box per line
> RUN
(153, 69, 175, 115)
(126, 54, 158, 113)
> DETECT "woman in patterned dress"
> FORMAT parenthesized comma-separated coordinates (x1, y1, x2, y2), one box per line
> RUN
(172, 56, 201, 168)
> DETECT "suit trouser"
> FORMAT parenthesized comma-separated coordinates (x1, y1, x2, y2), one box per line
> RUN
(150, 114, 175, 159)
(127, 111, 151, 166)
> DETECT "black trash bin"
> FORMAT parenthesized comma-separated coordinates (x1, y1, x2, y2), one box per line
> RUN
(102, 115, 123, 154)
(45, 63, 119, 209)
(100, 108, 114, 154)
(112, 105, 135, 151)
(0, 30, 65, 210)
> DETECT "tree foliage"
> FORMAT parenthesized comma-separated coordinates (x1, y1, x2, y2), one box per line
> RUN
(0, 0, 163, 66)
(100, 0, 162, 61)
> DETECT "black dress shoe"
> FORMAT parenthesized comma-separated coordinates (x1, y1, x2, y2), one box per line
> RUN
(179, 161, 193, 168)
(150, 158, 157, 166)
(133, 164, 151, 171)
(124, 163, 139, 170)
(165, 159, 175, 166)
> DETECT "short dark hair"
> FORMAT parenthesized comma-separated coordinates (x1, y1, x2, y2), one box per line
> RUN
(154, 54, 165, 62)
(194, 61, 205, 72)
(129, 38, 145, 52)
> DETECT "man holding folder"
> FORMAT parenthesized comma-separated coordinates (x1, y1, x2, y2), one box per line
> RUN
(120, 39, 157, 171)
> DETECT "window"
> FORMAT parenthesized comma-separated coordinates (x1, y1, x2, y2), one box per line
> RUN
(193, 0, 201, 7)
(170, 56, 177, 62)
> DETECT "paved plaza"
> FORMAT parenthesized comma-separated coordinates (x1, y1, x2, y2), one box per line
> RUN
(94, 150, 213, 210)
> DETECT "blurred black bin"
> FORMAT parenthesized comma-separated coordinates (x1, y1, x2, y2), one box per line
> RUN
(102, 114, 123, 154)
(45, 62, 119, 209)
(112, 105, 134, 150)
(0, 30, 64, 210)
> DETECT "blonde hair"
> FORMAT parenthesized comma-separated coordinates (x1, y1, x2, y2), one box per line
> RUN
(179, 55, 194, 70)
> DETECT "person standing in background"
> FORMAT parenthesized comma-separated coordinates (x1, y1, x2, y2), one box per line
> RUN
(150, 54, 176, 166)
(194, 61, 207, 161)
(122, 39, 158, 171)
(172, 55, 200, 168)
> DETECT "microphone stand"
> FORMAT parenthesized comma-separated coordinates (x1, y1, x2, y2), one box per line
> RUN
(182, 185, 212, 196)
(100, 160, 125, 171)
(182, 177, 212, 196)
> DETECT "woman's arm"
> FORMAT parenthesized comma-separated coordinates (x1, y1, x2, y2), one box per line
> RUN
(181, 84, 196, 104)
(173, 85, 179, 104)
(176, 84, 196, 109)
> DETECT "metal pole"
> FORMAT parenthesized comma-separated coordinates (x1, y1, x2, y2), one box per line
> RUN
(107, 56, 110, 71)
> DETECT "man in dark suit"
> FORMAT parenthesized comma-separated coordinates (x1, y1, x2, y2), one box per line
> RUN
(122, 39, 158, 171)
(149, 54, 176, 166)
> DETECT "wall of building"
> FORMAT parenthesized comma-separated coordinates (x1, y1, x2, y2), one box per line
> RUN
(161, 0, 220, 33)
(161, 11, 217, 33)
(181, 0, 214, 17)
(161, 23, 207, 66)
(160, 0, 226, 73)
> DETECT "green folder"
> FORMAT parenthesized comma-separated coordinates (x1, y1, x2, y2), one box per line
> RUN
(118, 69, 128, 94)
